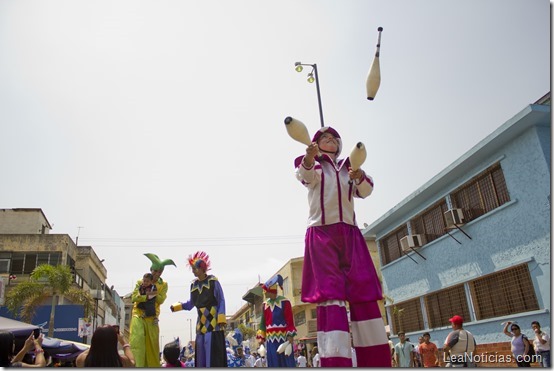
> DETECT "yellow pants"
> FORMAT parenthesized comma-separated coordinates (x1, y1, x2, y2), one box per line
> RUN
(130, 315, 160, 367)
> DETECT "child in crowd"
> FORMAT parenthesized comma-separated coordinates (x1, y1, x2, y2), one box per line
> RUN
(162, 341, 185, 367)
(136, 272, 157, 317)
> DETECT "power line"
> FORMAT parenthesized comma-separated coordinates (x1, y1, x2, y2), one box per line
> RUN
(79, 234, 304, 242)
(78, 234, 305, 248)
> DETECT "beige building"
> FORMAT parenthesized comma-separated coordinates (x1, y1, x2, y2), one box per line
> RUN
(0, 208, 126, 342)
(232, 235, 387, 356)
(0, 208, 52, 235)
(237, 257, 319, 356)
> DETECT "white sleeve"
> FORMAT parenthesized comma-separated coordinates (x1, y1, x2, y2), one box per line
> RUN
(353, 172, 374, 199)
(295, 158, 320, 187)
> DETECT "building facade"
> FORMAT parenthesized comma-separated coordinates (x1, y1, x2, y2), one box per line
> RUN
(0, 208, 126, 343)
(237, 250, 387, 359)
(0, 208, 52, 235)
(239, 257, 317, 354)
(364, 94, 550, 366)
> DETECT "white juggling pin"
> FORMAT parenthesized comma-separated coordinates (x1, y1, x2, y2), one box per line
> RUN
(284, 342, 293, 356)
(277, 341, 288, 354)
(366, 27, 383, 101)
(258, 344, 266, 357)
(284, 116, 312, 146)
(349, 142, 367, 171)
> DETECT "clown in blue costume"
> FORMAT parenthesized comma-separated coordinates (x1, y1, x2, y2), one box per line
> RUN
(257, 274, 297, 367)
(171, 251, 227, 367)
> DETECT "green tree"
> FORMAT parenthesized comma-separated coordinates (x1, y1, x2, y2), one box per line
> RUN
(5, 264, 94, 337)
(238, 323, 256, 340)
(384, 294, 405, 333)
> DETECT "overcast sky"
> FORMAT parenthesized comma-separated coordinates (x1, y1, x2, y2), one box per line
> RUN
(0, 0, 549, 346)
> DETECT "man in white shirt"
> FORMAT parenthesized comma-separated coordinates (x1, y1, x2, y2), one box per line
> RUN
(244, 347, 256, 368)
(254, 356, 267, 367)
(311, 346, 321, 367)
(296, 351, 307, 367)
(394, 332, 415, 367)
(531, 321, 550, 368)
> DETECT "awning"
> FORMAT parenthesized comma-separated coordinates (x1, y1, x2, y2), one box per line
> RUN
(42, 337, 89, 360)
(297, 336, 317, 343)
(0, 316, 88, 360)
(0, 315, 40, 337)
(242, 285, 263, 303)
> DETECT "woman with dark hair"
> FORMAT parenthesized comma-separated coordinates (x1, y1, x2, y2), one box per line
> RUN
(162, 341, 185, 367)
(503, 321, 532, 367)
(76, 325, 135, 367)
(0, 330, 46, 367)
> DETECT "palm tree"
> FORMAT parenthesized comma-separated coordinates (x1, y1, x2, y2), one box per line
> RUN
(5, 264, 94, 337)
(383, 294, 405, 333)
(238, 323, 256, 340)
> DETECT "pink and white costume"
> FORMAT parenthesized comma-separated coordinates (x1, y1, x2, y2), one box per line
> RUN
(294, 127, 391, 367)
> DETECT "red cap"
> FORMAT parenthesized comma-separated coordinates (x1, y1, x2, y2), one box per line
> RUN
(449, 315, 464, 325)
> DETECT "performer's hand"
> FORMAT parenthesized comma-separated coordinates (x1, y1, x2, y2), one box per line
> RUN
(303, 143, 318, 167)
(348, 167, 364, 182)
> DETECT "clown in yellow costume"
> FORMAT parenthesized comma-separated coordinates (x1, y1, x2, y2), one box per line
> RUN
(130, 253, 176, 367)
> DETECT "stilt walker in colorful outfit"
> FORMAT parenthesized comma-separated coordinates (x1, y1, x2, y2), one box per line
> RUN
(170, 251, 227, 367)
(130, 253, 176, 367)
(294, 127, 391, 367)
(257, 274, 297, 368)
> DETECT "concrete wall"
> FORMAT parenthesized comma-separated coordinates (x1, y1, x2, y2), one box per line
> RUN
(375, 116, 550, 347)
(0, 234, 76, 260)
(0, 209, 51, 234)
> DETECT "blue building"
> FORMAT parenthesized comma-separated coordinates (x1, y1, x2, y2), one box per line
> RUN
(364, 93, 550, 362)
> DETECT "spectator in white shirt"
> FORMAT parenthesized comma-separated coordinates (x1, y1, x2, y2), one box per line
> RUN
(296, 350, 307, 367)
(531, 321, 550, 368)
(311, 347, 321, 367)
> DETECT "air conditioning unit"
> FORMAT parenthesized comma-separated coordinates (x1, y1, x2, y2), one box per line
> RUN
(91, 289, 105, 300)
(307, 319, 318, 334)
(444, 208, 465, 227)
(400, 234, 424, 252)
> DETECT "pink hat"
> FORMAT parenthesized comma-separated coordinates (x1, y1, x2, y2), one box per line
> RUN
(312, 127, 342, 157)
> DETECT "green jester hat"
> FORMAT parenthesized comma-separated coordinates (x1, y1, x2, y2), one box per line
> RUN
(144, 253, 177, 276)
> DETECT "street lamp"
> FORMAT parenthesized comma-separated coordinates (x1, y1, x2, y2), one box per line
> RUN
(294, 62, 325, 128)
(91, 287, 103, 333)
(88, 283, 107, 337)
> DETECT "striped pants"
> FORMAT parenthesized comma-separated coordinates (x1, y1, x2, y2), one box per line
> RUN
(317, 300, 391, 367)
(302, 223, 391, 367)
